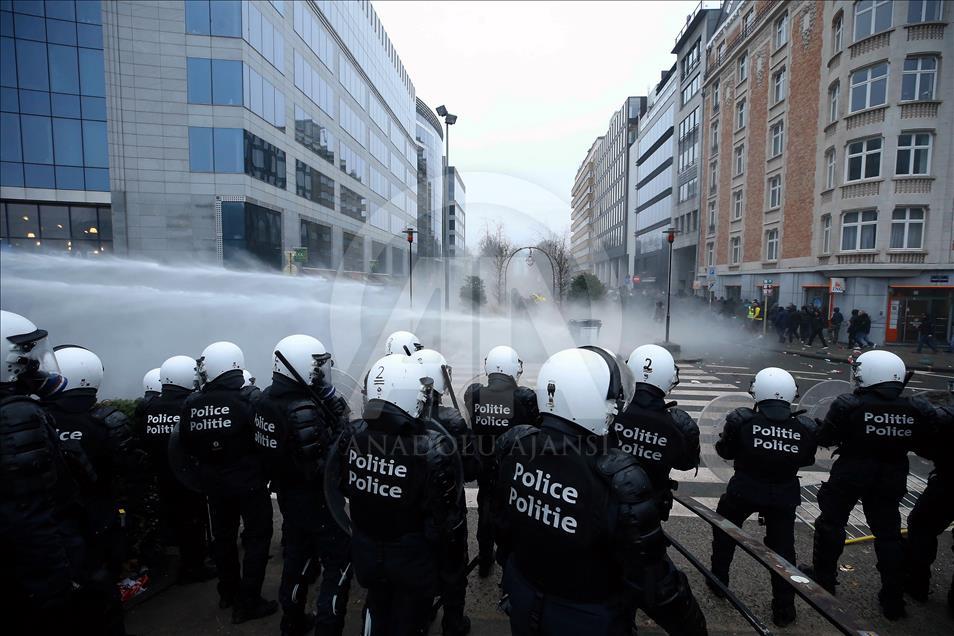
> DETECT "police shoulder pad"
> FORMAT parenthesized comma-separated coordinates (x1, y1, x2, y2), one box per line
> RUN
(726, 407, 757, 426)
(495, 423, 539, 455)
(286, 398, 321, 426)
(91, 405, 132, 431)
(796, 413, 818, 434)
(596, 449, 652, 501)
(669, 407, 698, 432)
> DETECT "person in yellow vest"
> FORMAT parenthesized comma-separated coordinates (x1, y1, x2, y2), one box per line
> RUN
(748, 300, 763, 333)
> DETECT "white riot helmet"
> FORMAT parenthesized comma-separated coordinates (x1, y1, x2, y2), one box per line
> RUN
(273, 334, 332, 386)
(242, 370, 256, 388)
(413, 348, 449, 395)
(852, 350, 906, 388)
(143, 368, 162, 394)
(1, 310, 65, 396)
(536, 347, 633, 436)
(749, 367, 798, 404)
(485, 345, 523, 380)
(54, 345, 104, 391)
(160, 356, 197, 390)
(626, 344, 679, 394)
(196, 341, 244, 386)
(385, 330, 423, 356)
(365, 354, 428, 418)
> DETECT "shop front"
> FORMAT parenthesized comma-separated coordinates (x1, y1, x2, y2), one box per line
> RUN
(884, 283, 953, 344)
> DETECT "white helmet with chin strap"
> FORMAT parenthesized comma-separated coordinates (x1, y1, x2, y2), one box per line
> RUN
(54, 345, 104, 391)
(485, 345, 523, 380)
(143, 368, 162, 393)
(197, 341, 244, 386)
(749, 367, 799, 403)
(385, 330, 423, 356)
(412, 348, 449, 395)
(160, 356, 197, 390)
(852, 350, 906, 388)
(242, 370, 256, 388)
(365, 354, 428, 418)
(273, 334, 332, 386)
(1, 310, 65, 396)
(626, 344, 679, 394)
(536, 347, 633, 436)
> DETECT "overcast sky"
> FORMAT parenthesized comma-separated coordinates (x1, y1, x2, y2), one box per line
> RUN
(373, 0, 700, 247)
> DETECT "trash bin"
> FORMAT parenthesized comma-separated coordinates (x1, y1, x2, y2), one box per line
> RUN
(568, 319, 602, 345)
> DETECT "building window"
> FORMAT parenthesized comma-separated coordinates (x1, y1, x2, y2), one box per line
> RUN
(1, 201, 113, 254)
(294, 105, 335, 164)
(743, 10, 753, 33)
(768, 175, 782, 209)
(707, 200, 716, 230)
(908, 0, 943, 23)
(245, 130, 286, 188)
(890, 207, 924, 249)
(765, 229, 779, 261)
(709, 161, 718, 193)
(300, 218, 332, 269)
(734, 144, 745, 176)
(730, 235, 741, 264)
(772, 68, 786, 103)
(185, 0, 242, 37)
(681, 75, 700, 106)
(845, 137, 882, 181)
(770, 121, 785, 157)
(850, 63, 888, 112)
(710, 120, 719, 153)
(854, 0, 893, 41)
(841, 209, 878, 250)
(732, 190, 743, 219)
(295, 160, 335, 210)
(221, 201, 282, 270)
(678, 178, 698, 203)
(244, 64, 286, 129)
(706, 241, 714, 267)
(896, 133, 932, 175)
(341, 231, 363, 272)
(822, 214, 832, 253)
(829, 81, 840, 122)
(677, 108, 699, 171)
(738, 53, 747, 82)
(188, 126, 243, 173)
(340, 184, 367, 222)
(774, 13, 789, 48)
(735, 99, 746, 129)
(712, 82, 720, 112)
(825, 149, 837, 189)
(681, 38, 701, 79)
(901, 56, 937, 101)
(832, 13, 844, 52)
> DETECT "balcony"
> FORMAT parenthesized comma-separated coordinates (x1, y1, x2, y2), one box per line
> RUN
(704, 0, 781, 79)
(906, 22, 947, 41)
(849, 30, 891, 58)
(836, 252, 878, 265)
(845, 105, 887, 130)
(894, 176, 933, 194)
(900, 100, 940, 119)
(840, 180, 881, 198)
(888, 252, 926, 264)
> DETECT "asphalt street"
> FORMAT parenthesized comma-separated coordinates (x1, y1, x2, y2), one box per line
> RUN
(127, 350, 953, 635)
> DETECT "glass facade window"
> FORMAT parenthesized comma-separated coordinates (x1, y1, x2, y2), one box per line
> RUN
(294, 104, 335, 164)
(243, 63, 285, 128)
(1, 199, 111, 253)
(185, 0, 241, 37)
(300, 218, 332, 269)
(890, 208, 924, 249)
(242, 2, 283, 72)
(340, 184, 366, 222)
(901, 56, 936, 101)
(850, 63, 888, 112)
(188, 126, 244, 173)
(339, 55, 368, 109)
(221, 200, 282, 270)
(245, 129, 286, 188)
(295, 159, 335, 210)
(370, 240, 387, 273)
(908, 0, 942, 23)
(339, 98, 367, 146)
(840, 210, 877, 250)
(0, 0, 107, 190)
(293, 0, 334, 69)
(338, 141, 367, 183)
(391, 245, 404, 275)
(341, 230, 362, 271)
(187, 57, 242, 106)
(294, 50, 334, 116)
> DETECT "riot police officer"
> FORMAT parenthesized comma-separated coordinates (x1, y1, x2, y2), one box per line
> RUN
(463, 345, 539, 577)
(328, 353, 465, 633)
(242, 369, 262, 403)
(46, 344, 143, 635)
(809, 350, 937, 619)
(905, 403, 953, 609)
(135, 367, 161, 424)
(255, 335, 352, 636)
(385, 330, 423, 356)
(414, 347, 478, 636)
(615, 344, 700, 516)
(709, 368, 817, 626)
(176, 341, 276, 623)
(493, 346, 708, 635)
(0, 310, 73, 634)
(140, 355, 213, 584)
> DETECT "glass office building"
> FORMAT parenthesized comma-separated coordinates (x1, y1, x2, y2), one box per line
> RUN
(1, 0, 421, 272)
(415, 97, 442, 258)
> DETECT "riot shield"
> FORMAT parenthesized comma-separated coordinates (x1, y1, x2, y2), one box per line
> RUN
(167, 422, 203, 493)
(797, 380, 852, 421)
(323, 417, 465, 536)
(698, 393, 755, 483)
(329, 367, 364, 417)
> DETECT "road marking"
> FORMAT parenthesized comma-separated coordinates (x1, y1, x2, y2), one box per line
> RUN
(703, 364, 751, 370)
(671, 389, 750, 397)
(671, 399, 722, 407)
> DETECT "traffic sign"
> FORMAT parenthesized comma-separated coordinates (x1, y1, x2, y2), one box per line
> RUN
(293, 247, 308, 263)
(762, 285, 774, 296)
(708, 266, 716, 277)
(763, 278, 773, 285)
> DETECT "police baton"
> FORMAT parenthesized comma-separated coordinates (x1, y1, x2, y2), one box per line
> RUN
(431, 555, 481, 614)
(274, 349, 340, 423)
(441, 364, 460, 412)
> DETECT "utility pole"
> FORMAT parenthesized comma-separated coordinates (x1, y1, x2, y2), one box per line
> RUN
(404, 227, 417, 309)
(664, 227, 677, 344)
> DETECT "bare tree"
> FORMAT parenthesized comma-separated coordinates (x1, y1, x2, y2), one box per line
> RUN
(478, 222, 513, 306)
(536, 231, 572, 304)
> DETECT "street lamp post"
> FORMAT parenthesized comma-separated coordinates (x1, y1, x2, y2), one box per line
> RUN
(663, 227, 678, 345)
(403, 227, 417, 309)
(436, 105, 457, 310)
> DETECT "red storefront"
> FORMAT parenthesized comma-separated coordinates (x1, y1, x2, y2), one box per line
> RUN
(884, 285, 953, 344)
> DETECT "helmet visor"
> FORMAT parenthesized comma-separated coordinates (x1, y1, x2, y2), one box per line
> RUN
(9, 331, 66, 396)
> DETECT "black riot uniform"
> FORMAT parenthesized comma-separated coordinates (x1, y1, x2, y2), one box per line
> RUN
(710, 401, 817, 622)
(464, 373, 539, 571)
(423, 394, 479, 636)
(905, 404, 953, 608)
(0, 390, 75, 634)
(811, 383, 937, 617)
(176, 369, 274, 618)
(611, 384, 700, 517)
(45, 387, 143, 636)
(255, 374, 352, 635)
(493, 415, 708, 636)
(138, 384, 211, 582)
(331, 400, 465, 634)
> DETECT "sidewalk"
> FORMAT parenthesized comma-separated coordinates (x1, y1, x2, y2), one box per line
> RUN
(763, 339, 954, 373)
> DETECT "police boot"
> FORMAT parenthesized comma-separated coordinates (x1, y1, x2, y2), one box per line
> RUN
(232, 598, 279, 624)
(441, 614, 471, 636)
(771, 600, 796, 627)
(280, 611, 316, 636)
(798, 563, 836, 596)
(878, 590, 907, 621)
(705, 575, 727, 599)
(904, 571, 930, 603)
(478, 554, 494, 579)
